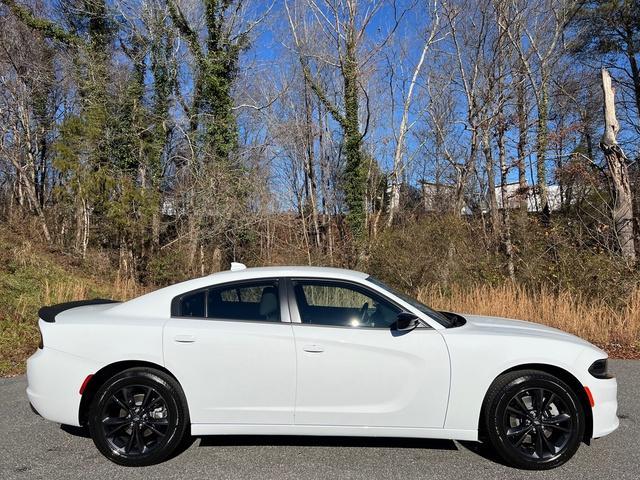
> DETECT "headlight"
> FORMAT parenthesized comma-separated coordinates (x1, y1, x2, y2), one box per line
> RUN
(588, 358, 612, 379)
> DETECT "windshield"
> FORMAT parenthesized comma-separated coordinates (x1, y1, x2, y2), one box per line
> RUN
(366, 276, 454, 328)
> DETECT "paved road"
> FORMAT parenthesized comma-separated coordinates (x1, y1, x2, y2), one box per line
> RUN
(1, 361, 638, 480)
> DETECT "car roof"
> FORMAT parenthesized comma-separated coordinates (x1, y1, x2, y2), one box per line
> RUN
(107, 266, 369, 318)
(210, 265, 368, 280)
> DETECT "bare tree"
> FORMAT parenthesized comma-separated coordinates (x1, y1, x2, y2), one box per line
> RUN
(498, 0, 578, 211)
(600, 68, 635, 264)
(442, 0, 488, 215)
(0, 8, 56, 242)
(286, 0, 407, 246)
(386, 0, 441, 226)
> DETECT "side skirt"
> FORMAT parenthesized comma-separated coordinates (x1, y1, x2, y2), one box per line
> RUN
(191, 424, 478, 441)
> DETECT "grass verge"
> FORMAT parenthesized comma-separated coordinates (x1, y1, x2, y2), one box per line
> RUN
(2, 232, 638, 376)
(419, 283, 640, 358)
(0, 234, 141, 376)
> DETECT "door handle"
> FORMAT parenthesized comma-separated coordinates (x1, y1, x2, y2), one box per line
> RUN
(174, 334, 196, 343)
(303, 344, 324, 353)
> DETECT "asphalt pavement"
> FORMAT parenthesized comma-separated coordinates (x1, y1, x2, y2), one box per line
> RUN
(1, 360, 638, 480)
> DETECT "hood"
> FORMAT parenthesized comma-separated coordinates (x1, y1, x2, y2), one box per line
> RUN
(459, 313, 594, 348)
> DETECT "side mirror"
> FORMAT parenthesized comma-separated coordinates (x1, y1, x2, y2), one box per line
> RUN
(395, 312, 420, 331)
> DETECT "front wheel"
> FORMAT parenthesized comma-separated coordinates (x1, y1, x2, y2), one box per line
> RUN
(88, 367, 189, 466)
(483, 370, 585, 470)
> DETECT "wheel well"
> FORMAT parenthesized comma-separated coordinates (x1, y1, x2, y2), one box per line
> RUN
(478, 363, 593, 444)
(78, 360, 183, 426)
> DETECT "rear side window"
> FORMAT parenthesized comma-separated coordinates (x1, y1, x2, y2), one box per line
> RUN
(180, 290, 206, 317)
(174, 280, 281, 322)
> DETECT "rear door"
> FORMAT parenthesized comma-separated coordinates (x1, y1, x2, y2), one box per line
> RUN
(288, 278, 450, 428)
(163, 278, 296, 425)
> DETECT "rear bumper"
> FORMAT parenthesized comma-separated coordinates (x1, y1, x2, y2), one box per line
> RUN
(29, 402, 42, 417)
(588, 376, 619, 438)
(26, 347, 99, 427)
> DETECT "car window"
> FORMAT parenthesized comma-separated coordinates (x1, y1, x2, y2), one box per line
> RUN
(366, 276, 454, 328)
(292, 280, 400, 328)
(180, 290, 206, 317)
(176, 280, 281, 322)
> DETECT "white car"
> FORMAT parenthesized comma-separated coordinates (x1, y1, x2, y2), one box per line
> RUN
(27, 265, 618, 469)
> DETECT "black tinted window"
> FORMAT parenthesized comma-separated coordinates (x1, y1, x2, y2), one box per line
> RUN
(180, 290, 206, 317)
(293, 280, 400, 328)
(177, 280, 281, 322)
(208, 281, 280, 321)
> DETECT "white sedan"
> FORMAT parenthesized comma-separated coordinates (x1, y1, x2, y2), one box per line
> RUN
(27, 265, 618, 469)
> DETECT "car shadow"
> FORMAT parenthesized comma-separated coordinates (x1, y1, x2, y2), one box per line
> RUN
(60, 427, 485, 463)
(61, 424, 91, 438)
(457, 440, 509, 467)
(197, 435, 458, 451)
(60, 423, 199, 461)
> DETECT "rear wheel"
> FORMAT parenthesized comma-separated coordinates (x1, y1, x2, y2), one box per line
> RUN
(88, 368, 189, 466)
(483, 370, 585, 470)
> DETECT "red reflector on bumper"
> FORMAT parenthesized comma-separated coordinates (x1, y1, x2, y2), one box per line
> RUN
(79, 374, 93, 395)
(584, 386, 595, 407)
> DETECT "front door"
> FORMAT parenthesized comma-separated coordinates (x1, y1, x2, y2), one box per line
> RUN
(163, 279, 296, 425)
(289, 279, 450, 428)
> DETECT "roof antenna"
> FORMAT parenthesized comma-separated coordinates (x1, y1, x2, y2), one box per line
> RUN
(230, 262, 247, 272)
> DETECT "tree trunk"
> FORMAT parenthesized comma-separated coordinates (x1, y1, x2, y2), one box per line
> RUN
(303, 80, 321, 248)
(535, 70, 549, 211)
(497, 121, 515, 281)
(626, 38, 640, 121)
(515, 64, 528, 213)
(387, 27, 433, 226)
(10, 122, 51, 243)
(454, 130, 478, 215)
(342, 19, 366, 244)
(482, 127, 499, 238)
(600, 69, 635, 264)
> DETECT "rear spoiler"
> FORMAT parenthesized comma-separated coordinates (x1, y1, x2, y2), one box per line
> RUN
(38, 299, 120, 323)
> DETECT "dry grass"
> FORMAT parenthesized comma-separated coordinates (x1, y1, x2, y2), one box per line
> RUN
(1, 277, 146, 377)
(0, 231, 151, 376)
(2, 227, 639, 377)
(40, 277, 146, 306)
(418, 283, 640, 356)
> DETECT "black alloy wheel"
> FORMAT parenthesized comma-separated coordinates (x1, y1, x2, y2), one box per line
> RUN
(484, 370, 585, 470)
(88, 368, 189, 466)
(503, 387, 573, 460)
(101, 385, 170, 456)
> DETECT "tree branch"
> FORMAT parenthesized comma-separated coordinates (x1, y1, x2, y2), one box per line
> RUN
(166, 0, 204, 63)
(1, 0, 82, 46)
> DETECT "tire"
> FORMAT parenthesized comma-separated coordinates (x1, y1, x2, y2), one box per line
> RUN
(88, 367, 189, 466)
(483, 369, 585, 470)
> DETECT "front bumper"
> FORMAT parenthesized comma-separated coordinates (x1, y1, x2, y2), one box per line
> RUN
(588, 376, 619, 438)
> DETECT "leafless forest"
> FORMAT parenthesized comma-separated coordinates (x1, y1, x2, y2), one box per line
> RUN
(1, 1, 640, 357)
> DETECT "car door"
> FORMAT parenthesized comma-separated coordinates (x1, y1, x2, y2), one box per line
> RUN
(288, 278, 450, 428)
(163, 278, 296, 425)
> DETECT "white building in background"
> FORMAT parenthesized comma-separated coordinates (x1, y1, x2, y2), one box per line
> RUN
(495, 183, 563, 212)
(419, 180, 564, 214)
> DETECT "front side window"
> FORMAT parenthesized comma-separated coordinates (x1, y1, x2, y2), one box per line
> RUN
(292, 280, 400, 328)
(176, 280, 281, 322)
(366, 276, 454, 327)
